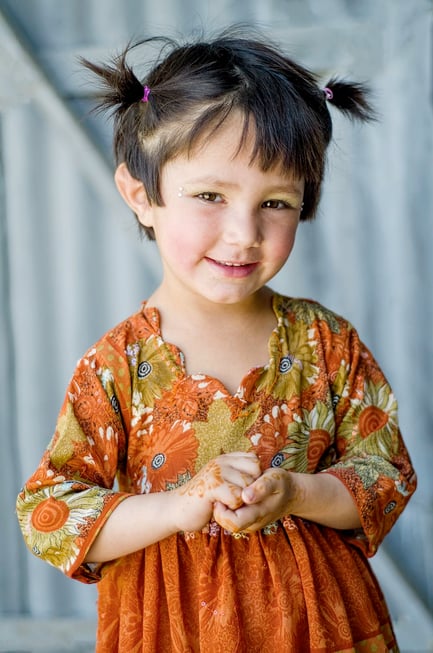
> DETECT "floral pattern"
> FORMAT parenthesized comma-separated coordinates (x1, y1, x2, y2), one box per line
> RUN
(18, 482, 110, 572)
(16, 294, 416, 652)
(131, 418, 198, 492)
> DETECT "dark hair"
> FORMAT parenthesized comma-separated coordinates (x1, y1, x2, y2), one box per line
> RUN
(81, 28, 376, 239)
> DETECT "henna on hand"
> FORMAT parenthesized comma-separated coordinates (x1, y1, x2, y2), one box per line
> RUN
(179, 461, 224, 498)
(175, 453, 262, 533)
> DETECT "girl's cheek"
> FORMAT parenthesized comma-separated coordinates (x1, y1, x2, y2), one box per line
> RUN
(272, 236, 297, 262)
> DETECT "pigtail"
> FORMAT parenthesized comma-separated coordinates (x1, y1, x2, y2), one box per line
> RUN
(323, 78, 377, 122)
(79, 46, 145, 116)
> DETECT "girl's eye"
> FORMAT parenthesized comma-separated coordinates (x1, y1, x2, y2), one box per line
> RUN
(262, 199, 291, 210)
(197, 192, 222, 202)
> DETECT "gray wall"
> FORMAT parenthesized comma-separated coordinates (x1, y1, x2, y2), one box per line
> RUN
(0, 0, 432, 643)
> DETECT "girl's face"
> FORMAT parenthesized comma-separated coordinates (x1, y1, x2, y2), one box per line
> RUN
(139, 113, 304, 310)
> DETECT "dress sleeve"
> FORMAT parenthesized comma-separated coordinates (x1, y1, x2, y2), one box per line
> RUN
(321, 321, 417, 557)
(16, 344, 132, 583)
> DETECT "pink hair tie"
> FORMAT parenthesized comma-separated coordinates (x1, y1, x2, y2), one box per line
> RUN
(141, 85, 151, 102)
(323, 87, 333, 101)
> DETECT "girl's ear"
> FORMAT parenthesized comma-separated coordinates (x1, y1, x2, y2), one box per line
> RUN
(114, 163, 154, 228)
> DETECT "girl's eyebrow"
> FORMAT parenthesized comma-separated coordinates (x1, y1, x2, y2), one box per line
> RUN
(184, 176, 304, 195)
(184, 176, 238, 188)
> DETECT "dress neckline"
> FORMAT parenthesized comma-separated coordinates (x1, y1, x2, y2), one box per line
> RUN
(140, 293, 288, 399)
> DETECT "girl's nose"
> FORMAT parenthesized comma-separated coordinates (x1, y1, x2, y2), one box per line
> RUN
(222, 208, 262, 248)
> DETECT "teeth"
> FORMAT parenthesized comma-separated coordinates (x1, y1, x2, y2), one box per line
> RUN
(222, 262, 244, 267)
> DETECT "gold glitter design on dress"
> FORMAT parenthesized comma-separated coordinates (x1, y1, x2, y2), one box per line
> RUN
(50, 402, 87, 467)
(193, 399, 259, 471)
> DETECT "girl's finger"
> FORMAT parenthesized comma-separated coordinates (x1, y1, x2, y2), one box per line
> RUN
(217, 453, 262, 478)
(242, 474, 274, 504)
(213, 501, 261, 533)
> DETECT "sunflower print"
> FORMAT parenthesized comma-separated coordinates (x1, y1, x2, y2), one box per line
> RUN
(284, 297, 342, 334)
(259, 321, 319, 400)
(338, 379, 399, 455)
(128, 334, 179, 411)
(332, 454, 401, 491)
(17, 482, 108, 572)
(132, 419, 198, 492)
(276, 401, 335, 472)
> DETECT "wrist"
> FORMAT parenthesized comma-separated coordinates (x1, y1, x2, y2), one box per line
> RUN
(168, 487, 186, 533)
(282, 470, 306, 515)
(282, 471, 361, 530)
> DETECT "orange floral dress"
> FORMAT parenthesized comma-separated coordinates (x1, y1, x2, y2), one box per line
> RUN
(16, 294, 416, 652)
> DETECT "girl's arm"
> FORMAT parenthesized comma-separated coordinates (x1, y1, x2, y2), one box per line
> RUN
(214, 319, 417, 544)
(283, 470, 361, 528)
(84, 491, 179, 562)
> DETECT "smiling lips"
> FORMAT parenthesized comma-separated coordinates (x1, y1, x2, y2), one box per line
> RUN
(205, 257, 259, 277)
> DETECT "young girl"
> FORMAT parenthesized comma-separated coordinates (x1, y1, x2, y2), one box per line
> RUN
(17, 30, 416, 652)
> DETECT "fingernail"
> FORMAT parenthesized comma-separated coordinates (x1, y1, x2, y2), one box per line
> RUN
(243, 489, 254, 502)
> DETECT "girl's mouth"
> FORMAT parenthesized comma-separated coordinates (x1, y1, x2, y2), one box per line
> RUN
(205, 257, 259, 277)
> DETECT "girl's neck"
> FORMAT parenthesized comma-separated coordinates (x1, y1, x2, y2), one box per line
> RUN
(146, 286, 277, 395)
(146, 285, 275, 331)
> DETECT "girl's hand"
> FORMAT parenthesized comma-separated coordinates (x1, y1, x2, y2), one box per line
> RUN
(213, 467, 297, 533)
(172, 452, 262, 533)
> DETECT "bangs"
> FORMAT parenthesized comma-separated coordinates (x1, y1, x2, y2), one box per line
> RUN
(156, 78, 331, 187)
(244, 77, 332, 180)
(145, 92, 329, 188)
